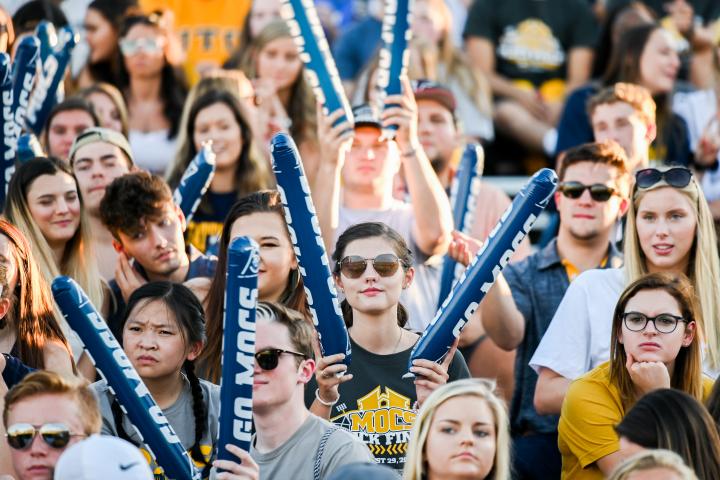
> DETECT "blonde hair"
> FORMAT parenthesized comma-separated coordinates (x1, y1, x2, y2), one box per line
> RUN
(403, 379, 510, 480)
(624, 167, 720, 369)
(4, 159, 105, 313)
(608, 449, 698, 480)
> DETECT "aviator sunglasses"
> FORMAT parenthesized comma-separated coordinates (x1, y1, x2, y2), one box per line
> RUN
(635, 167, 693, 189)
(6, 423, 84, 450)
(337, 254, 404, 279)
(557, 182, 617, 202)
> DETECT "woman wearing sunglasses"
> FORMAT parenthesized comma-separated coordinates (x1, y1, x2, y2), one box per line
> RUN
(533, 165, 720, 415)
(558, 272, 713, 478)
(194, 190, 307, 383)
(117, 12, 187, 175)
(305, 222, 470, 471)
(92, 282, 219, 478)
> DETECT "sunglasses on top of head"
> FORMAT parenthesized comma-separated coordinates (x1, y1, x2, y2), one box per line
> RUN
(635, 167, 693, 190)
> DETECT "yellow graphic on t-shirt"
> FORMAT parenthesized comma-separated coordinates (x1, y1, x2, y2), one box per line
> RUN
(187, 220, 223, 253)
(332, 386, 415, 466)
(497, 19, 565, 71)
(140, 444, 213, 480)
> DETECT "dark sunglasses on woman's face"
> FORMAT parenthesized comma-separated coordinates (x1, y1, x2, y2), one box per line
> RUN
(337, 253, 403, 279)
(557, 181, 617, 202)
(635, 167, 693, 189)
(6, 423, 82, 450)
(255, 348, 307, 371)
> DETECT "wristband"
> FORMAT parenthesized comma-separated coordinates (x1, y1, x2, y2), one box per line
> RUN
(401, 147, 417, 158)
(315, 388, 338, 407)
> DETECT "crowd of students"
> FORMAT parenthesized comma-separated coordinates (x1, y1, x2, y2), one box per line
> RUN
(0, 0, 718, 479)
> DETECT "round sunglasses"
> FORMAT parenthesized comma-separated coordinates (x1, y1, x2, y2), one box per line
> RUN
(635, 167, 693, 190)
(6, 423, 84, 450)
(255, 348, 307, 371)
(557, 181, 617, 202)
(337, 254, 404, 279)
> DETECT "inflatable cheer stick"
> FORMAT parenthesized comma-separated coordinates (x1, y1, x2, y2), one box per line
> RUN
(280, 0, 353, 127)
(11, 36, 40, 139)
(16, 133, 45, 163)
(376, 0, 413, 138)
(172, 141, 216, 223)
(52, 277, 200, 480)
(35, 21, 58, 62)
(436, 144, 484, 310)
(26, 26, 78, 135)
(270, 133, 351, 362)
(0, 53, 13, 207)
(217, 236, 259, 458)
(406, 169, 557, 373)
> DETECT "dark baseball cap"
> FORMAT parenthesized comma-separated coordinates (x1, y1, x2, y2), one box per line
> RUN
(351, 104, 382, 129)
(412, 79, 457, 115)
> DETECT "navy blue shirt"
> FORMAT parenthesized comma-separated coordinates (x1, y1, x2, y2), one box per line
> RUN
(107, 246, 217, 340)
(503, 238, 622, 435)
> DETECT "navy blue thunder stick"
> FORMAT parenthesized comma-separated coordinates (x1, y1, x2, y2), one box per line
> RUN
(26, 26, 78, 135)
(172, 141, 216, 223)
(217, 236, 259, 459)
(406, 168, 558, 373)
(51, 277, 200, 480)
(280, 0, 353, 127)
(376, 0, 413, 138)
(436, 143, 485, 310)
(10, 36, 40, 139)
(35, 21, 58, 62)
(0, 53, 13, 208)
(270, 133, 351, 362)
(16, 133, 45, 163)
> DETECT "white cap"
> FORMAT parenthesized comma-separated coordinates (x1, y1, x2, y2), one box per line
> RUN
(53, 435, 153, 480)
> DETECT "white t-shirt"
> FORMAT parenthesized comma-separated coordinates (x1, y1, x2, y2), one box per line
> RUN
(529, 268, 624, 379)
(129, 129, 177, 176)
(337, 201, 440, 332)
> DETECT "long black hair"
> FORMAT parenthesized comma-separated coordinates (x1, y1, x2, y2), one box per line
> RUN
(332, 222, 413, 328)
(111, 281, 210, 473)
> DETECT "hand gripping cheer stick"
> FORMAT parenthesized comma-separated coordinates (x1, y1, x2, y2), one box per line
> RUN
(217, 236, 259, 458)
(270, 132, 351, 363)
(52, 277, 201, 480)
(436, 144, 485, 310)
(172, 142, 216, 222)
(406, 168, 558, 373)
(376, 0, 414, 138)
(26, 26, 79, 135)
(280, 0, 353, 127)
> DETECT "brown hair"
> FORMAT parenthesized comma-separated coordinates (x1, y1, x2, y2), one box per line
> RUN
(99, 171, 173, 239)
(3, 370, 102, 435)
(558, 140, 631, 194)
(587, 82, 656, 130)
(257, 302, 315, 362)
(609, 273, 704, 409)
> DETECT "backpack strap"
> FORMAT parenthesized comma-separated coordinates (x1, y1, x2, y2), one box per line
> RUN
(313, 425, 340, 480)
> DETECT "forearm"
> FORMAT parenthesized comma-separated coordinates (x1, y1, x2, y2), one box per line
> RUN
(403, 145, 453, 255)
(565, 48, 593, 93)
(534, 368, 571, 415)
(309, 399, 332, 419)
(478, 275, 525, 350)
(311, 163, 342, 254)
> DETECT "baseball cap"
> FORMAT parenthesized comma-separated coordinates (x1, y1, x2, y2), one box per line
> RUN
(68, 127, 135, 167)
(351, 104, 382, 129)
(412, 79, 457, 115)
(53, 435, 153, 480)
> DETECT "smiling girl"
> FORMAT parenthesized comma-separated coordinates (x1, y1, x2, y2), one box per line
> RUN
(558, 272, 713, 478)
(92, 282, 219, 478)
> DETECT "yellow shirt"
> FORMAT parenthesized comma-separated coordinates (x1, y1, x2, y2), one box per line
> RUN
(140, 0, 251, 84)
(558, 361, 714, 479)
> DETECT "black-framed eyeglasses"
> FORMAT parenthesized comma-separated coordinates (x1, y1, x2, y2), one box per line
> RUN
(635, 167, 693, 189)
(558, 181, 617, 202)
(255, 348, 307, 371)
(337, 254, 404, 279)
(6, 423, 84, 450)
(622, 312, 687, 334)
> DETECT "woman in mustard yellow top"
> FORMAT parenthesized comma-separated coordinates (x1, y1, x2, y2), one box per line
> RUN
(558, 272, 714, 479)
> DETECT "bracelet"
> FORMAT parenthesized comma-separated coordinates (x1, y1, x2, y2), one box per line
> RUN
(401, 147, 417, 158)
(315, 388, 338, 407)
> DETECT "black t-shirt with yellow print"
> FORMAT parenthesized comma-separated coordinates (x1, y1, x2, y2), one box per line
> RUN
(463, 0, 599, 90)
(305, 336, 470, 470)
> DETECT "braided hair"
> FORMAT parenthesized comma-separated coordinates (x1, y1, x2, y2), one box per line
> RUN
(111, 281, 210, 474)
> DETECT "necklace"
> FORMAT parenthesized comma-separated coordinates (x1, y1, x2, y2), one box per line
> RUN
(392, 328, 404, 354)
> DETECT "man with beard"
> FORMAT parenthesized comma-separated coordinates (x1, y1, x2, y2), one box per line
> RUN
(451, 141, 630, 479)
